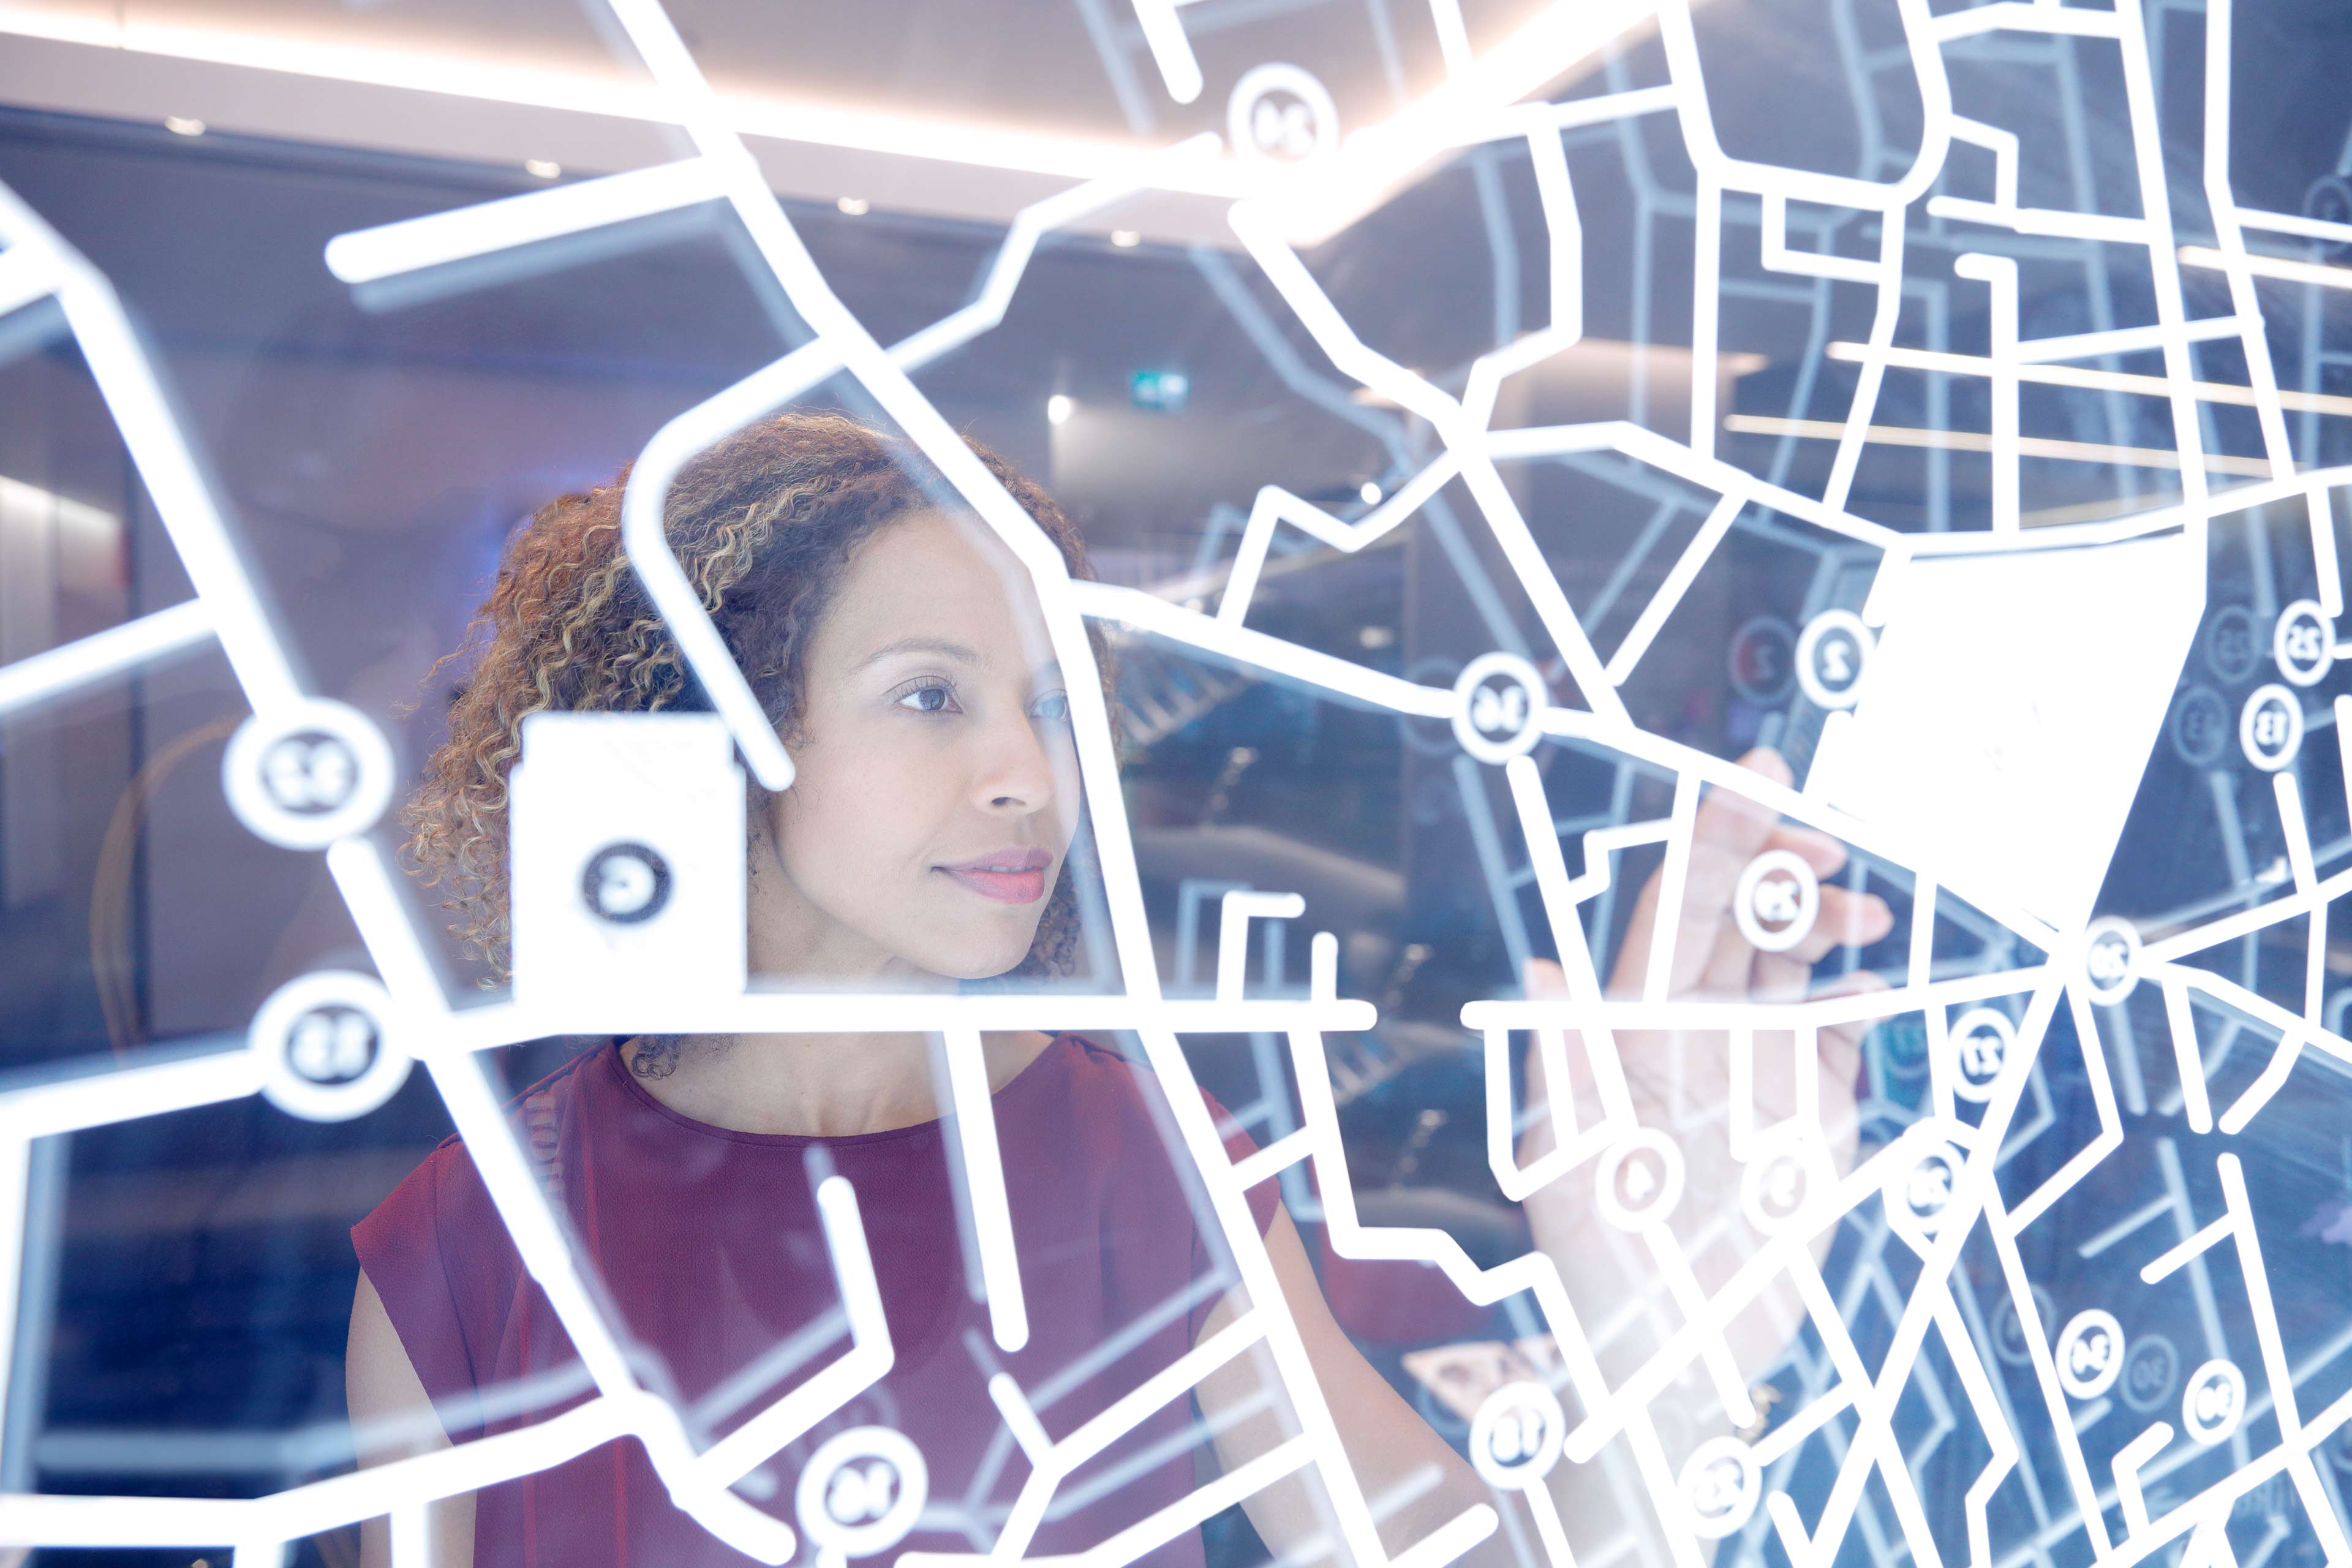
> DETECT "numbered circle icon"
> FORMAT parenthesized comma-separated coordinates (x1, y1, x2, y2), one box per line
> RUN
(581, 841, 673, 925)
(1468, 1381, 1566, 1490)
(1679, 1436, 1761, 1540)
(2204, 605, 2262, 684)
(796, 1427, 928, 1562)
(2239, 684, 2304, 772)
(1882, 1128, 1970, 1249)
(2120, 1332, 2179, 1415)
(250, 970, 410, 1122)
(2054, 1309, 2126, 1401)
(1795, 609, 1873, 710)
(1740, 1125, 1832, 1238)
(2274, 600, 2336, 687)
(222, 698, 396, 850)
(1596, 1129, 1686, 1232)
(1450, 652, 1549, 763)
(2181, 1359, 2247, 1446)
(1728, 617, 1798, 705)
(1227, 63, 1338, 166)
(2082, 917, 2141, 1006)
(1947, 1007, 2016, 1104)
(2169, 685, 2230, 769)
(1734, 848, 1820, 954)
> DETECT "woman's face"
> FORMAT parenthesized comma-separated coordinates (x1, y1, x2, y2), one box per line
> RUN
(754, 508, 1084, 982)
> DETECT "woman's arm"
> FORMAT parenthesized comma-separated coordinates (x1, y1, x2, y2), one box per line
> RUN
(1189, 1207, 1605, 1568)
(1189, 748, 1890, 1568)
(346, 1268, 475, 1568)
(1513, 748, 1890, 1558)
(1191, 1208, 1506, 1568)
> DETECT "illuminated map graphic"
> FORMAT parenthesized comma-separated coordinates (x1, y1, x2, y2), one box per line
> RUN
(6, 0, 2352, 1565)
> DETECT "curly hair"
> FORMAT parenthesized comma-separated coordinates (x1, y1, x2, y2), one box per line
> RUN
(401, 410, 1111, 1069)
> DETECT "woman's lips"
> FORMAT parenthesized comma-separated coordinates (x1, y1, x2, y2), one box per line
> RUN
(937, 865, 1048, 904)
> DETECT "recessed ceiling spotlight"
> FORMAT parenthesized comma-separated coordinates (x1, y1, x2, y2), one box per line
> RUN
(523, 159, 562, 179)
(164, 116, 206, 137)
(1110, 228, 1141, 248)
(1359, 480, 1382, 505)
(837, 195, 870, 216)
(1046, 394, 1075, 426)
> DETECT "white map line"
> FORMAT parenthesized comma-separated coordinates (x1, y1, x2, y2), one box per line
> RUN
(6, 0, 2352, 1564)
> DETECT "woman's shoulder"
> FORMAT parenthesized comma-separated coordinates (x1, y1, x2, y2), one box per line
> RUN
(1028, 1031, 1177, 1123)
(354, 1044, 609, 1257)
(1028, 1033, 1281, 1250)
(1027, 1032, 1265, 1175)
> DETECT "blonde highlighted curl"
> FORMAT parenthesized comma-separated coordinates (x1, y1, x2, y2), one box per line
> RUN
(400, 410, 1112, 1017)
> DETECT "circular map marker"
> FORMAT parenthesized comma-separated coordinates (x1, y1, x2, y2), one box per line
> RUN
(1227, 64, 1338, 165)
(2204, 605, 2261, 684)
(2274, 599, 2337, 687)
(1947, 1006, 2016, 1104)
(1680, 1436, 1762, 1539)
(1795, 609, 1872, 710)
(1596, 1129, 1686, 1232)
(250, 970, 410, 1122)
(2082, 917, 2141, 1005)
(1735, 848, 1820, 954)
(2182, 1359, 2247, 1446)
(1728, 616, 1798, 704)
(2169, 685, 2230, 768)
(2120, 1332, 2179, 1415)
(2055, 1310, 2126, 1401)
(2239, 683, 2304, 772)
(796, 1427, 927, 1565)
(1741, 1124, 1833, 1238)
(1450, 652, 1548, 763)
(1468, 1381, 1566, 1490)
(223, 698, 396, 851)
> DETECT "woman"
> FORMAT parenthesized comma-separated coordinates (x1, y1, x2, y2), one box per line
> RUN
(347, 411, 1890, 1568)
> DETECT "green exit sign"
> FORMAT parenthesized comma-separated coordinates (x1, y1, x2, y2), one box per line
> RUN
(1129, 369, 1190, 413)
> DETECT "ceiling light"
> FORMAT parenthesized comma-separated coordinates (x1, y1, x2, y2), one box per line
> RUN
(1359, 625, 1395, 649)
(163, 116, 205, 136)
(1046, 394, 1074, 426)
(836, 195, 870, 216)
(522, 158, 561, 179)
(1110, 228, 1140, 248)
(1359, 480, 1382, 504)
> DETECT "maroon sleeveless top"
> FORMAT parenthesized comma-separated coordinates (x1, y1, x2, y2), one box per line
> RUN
(352, 1035, 1280, 1568)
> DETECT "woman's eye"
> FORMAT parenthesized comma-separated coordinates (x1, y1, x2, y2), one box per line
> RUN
(895, 682, 957, 714)
(1033, 692, 1071, 723)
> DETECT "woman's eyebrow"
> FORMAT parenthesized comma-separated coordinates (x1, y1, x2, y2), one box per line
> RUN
(859, 635, 979, 669)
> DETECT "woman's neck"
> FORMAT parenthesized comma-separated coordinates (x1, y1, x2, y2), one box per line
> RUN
(622, 1027, 1056, 1137)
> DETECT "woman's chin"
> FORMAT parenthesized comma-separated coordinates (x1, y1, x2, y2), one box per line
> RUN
(916, 927, 1044, 982)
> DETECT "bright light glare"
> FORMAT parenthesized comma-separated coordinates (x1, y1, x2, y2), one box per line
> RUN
(837, 195, 870, 216)
(1359, 480, 1382, 504)
(1111, 228, 1141, 248)
(163, 116, 206, 136)
(524, 158, 562, 179)
(1046, 394, 1074, 426)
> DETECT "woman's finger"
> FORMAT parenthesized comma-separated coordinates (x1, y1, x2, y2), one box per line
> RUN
(1779, 887, 1896, 967)
(1663, 749, 1806, 996)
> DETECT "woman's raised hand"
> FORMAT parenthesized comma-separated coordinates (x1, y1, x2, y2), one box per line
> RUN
(1516, 747, 1894, 1392)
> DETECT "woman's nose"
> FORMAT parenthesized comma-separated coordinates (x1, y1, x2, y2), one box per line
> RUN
(974, 712, 1059, 812)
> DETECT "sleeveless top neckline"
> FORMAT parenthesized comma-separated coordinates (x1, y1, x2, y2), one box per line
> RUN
(599, 1031, 1068, 1149)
